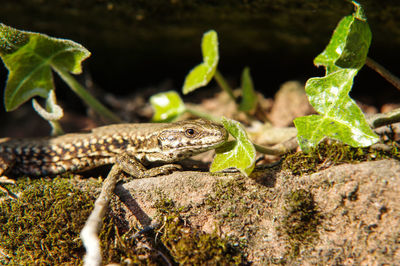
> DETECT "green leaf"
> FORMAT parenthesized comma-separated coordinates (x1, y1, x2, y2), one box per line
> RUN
(182, 30, 219, 94)
(238, 67, 257, 112)
(0, 23, 91, 111)
(295, 2, 378, 153)
(150, 91, 186, 122)
(210, 118, 256, 176)
(313, 2, 371, 74)
(294, 69, 379, 153)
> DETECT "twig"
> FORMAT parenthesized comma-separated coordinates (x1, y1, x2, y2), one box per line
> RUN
(370, 143, 394, 152)
(80, 164, 121, 266)
(365, 57, 400, 91)
(254, 137, 299, 155)
(367, 108, 400, 129)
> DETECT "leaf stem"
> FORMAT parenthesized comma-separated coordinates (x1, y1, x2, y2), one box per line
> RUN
(214, 69, 236, 101)
(32, 98, 65, 136)
(365, 57, 400, 91)
(185, 107, 221, 122)
(253, 137, 299, 155)
(53, 66, 122, 123)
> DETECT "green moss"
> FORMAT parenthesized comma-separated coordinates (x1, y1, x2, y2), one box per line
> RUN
(99, 194, 246, 265)
(100, 218, 166, 265)
(0, 177, 99, 265)
(282, 140, 400, 175)
(204, 178, 246, 213)
(203, 176, 276, 256)
(0, 176, 249, 264)
(160, 214, 244, 264)
(154, 196, 246, 265)
(279, 189, 322, 258)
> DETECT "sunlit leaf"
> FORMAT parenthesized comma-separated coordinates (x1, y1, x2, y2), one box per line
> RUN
(294, 69, 379, 152)
(150, 91, 186, 122)
(313, 1, 371, 74)
(238, 67, 257, 112)
(182, 30, 219, 94)
(210, 118, 256, 176)
(294, 2, 378, 152)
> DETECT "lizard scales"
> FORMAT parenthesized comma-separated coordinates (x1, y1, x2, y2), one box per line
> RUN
(0, 119, 228, 177)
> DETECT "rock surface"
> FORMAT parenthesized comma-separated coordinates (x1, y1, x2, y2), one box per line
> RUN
(113, 159, 400, 264)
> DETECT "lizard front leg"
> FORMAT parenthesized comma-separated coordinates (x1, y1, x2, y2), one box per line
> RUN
(116, 154, 182, 179)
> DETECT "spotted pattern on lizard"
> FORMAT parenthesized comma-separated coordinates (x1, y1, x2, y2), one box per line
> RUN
(0, 119, 228, 181)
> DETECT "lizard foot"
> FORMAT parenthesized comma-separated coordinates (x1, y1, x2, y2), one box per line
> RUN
(0, 176, 18, 199)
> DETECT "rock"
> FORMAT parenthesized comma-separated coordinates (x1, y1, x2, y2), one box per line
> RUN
(268, 81, 314, 127)
(112, 159, 400, 264)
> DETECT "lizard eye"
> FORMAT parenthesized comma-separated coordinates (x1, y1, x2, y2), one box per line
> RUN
(185, 128, 197, 138)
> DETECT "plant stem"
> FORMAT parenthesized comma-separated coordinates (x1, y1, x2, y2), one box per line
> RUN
(53, 66, 122, 123)
(185, 107, 221, 122)
(253, 137, 299, 155)
(214, 69, 236, 101)
(365, 57, 400, 91)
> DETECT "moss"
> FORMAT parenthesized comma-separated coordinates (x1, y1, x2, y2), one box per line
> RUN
(279, 189, 322, 258)
(160, 214, 244, 265)
(100, 194, 246, 265)
(203, 176, 266, 223)
(100, 218, 166, 265)
(0, 177, 245, 264)
(203, 176, 278, 258)
(204, 177, 247, 213)
(282, 140, 400, 175)
(0, 177, 100, 265)
(154, 196, 246, 265)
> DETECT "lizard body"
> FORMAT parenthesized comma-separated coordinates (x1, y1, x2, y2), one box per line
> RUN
(0, 119, 228, 179)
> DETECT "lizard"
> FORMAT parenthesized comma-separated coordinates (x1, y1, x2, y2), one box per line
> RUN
(0, 119, 228, 196)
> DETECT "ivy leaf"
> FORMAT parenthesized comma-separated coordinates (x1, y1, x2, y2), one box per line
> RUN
(313, 2, 371, 74)
(294, 2, 378, 153)
(182, 30, 219, 94)
(238, 67, 257, 112)
(210, 118, 256, 176)
(0, 23, 91, 111)
(294, 69, 379, 152)
(150, 91, 186, 122)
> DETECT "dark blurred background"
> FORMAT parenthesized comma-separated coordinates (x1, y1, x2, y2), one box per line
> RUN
(0, 0, 399, 134)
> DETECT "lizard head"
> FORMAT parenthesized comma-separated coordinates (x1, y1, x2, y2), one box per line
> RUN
(155, 119, 228, 162)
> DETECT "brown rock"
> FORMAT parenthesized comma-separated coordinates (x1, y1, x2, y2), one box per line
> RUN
(268, 81, 314, 127)
(112, 159, 400, 264)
